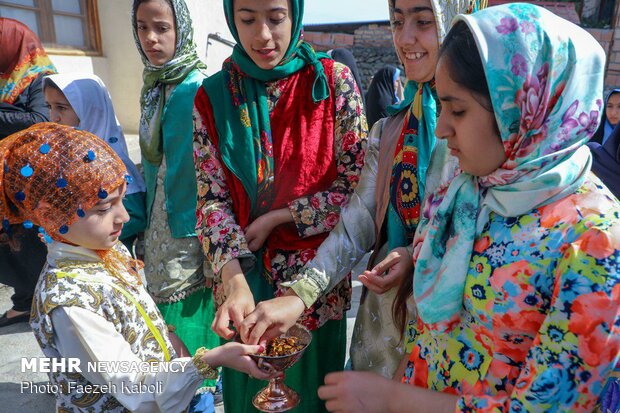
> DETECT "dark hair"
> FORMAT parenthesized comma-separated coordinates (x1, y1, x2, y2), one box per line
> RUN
(391, 20, 496, 334)
(439, 20, 493, 111)
(132, 0, 175, 22)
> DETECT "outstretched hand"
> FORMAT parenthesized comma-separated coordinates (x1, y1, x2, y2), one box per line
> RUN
(358, 246, 413, 295)
(206, 342, 279, 380)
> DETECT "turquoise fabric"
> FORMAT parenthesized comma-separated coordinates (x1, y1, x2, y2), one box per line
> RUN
(412, 4, 604, 328)
(142, 68, 205, 238)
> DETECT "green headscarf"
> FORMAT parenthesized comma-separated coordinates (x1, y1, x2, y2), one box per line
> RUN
(203, 0, 330, 215)
(131, 0, 207, 165)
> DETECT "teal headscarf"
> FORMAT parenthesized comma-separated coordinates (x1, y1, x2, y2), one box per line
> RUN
(131, 0, 207, 165)
(203, 0, 330, 215)
(412, 3, 604, 329)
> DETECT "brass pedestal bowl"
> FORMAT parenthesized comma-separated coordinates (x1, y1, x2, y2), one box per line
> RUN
(250, 324, 312, 412)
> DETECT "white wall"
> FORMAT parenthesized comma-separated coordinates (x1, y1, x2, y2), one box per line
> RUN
(187, 1, 235, 75)
(48, 0, 233, 134)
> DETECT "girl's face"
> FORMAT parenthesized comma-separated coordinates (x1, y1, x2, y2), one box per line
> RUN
(136, 0, 177, 66)
(606, 92, 620, 127)
(391, 0, 439, 83)
(44, 86, 80, 127)
(434, 57, 506, 177)
(60, 184, 129, 251)
(234, 0, 292, 70)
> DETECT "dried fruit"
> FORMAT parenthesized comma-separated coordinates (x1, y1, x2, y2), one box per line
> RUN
(260, 336, 304, 357)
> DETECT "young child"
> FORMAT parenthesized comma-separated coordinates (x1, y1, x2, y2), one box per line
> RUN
(0, 123, 272, 413)
(43, 74, 147, 252)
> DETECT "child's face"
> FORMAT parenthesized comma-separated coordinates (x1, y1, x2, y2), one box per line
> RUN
(606, 92, 620, 127)
(233, 0, 292, 70)
(136, 0, 176, 66)
(45, 87, 80, 127)
(434, 57, 506, 177)
(60, 184, 129, 250)
(391, 0, 439, 83)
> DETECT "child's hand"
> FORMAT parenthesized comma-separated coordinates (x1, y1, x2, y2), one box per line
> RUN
(206, 342, 279, 380)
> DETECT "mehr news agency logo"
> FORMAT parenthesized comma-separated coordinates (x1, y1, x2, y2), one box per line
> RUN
(20, 357, 189, 394)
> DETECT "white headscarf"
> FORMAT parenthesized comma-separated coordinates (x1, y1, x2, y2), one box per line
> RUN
(44, 74, 146, 195)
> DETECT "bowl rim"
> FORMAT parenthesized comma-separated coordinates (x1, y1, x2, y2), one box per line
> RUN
(250, 324, 312, 360)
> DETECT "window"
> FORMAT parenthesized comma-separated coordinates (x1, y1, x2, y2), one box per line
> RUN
(0, 0, 101, 53)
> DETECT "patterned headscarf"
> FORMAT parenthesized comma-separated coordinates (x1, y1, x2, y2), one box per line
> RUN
(0, 18, 56, 104)
(0, 123, 127, 238)
(131, 0, 206, 165)
(385, 0, 485, 248)
(412, 3, 605, 329)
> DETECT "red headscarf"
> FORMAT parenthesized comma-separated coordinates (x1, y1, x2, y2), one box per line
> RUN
(0, 18, 56, 104)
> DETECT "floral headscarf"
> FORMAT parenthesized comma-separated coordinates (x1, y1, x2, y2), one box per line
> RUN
(131, 0, 206, 165)
(0, 18, 56, 104)
(412, 3, 605, 328)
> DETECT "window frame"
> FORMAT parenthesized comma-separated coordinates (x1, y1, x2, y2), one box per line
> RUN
(0, 0, 102, 55)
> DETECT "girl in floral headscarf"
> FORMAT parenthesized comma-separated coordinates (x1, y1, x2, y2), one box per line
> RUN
(131, 0, 220, 402)
(192, 0, 366, 411)
(242, 0, 485, 381)
(319, 4, 619, 413)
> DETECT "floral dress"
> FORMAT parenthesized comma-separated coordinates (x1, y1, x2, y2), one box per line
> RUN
(403, 177, 620, 412)
(193, 63, 366, 330)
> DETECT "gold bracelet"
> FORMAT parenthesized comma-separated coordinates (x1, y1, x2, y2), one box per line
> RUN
(192, 347, 219, 380)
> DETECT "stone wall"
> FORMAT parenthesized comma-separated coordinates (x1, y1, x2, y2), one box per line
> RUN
(304, 4, 619, 91)
(306, 22, 402, 91)
(604, 0, 620, 89)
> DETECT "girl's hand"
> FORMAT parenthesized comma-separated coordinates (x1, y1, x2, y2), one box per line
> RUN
(206, 342, 279, 380)
(358, 247, 413, 294)
(244, 208, 293, 252)
(239, 293, 306, 345)
(212, 261, 255, 339)
(318, 371, 393, 413)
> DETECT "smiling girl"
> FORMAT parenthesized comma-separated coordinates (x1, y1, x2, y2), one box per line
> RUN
(192, 0, 366, 411)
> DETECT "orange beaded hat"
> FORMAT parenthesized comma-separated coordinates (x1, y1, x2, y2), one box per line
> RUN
(0, 123, 127, 238)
